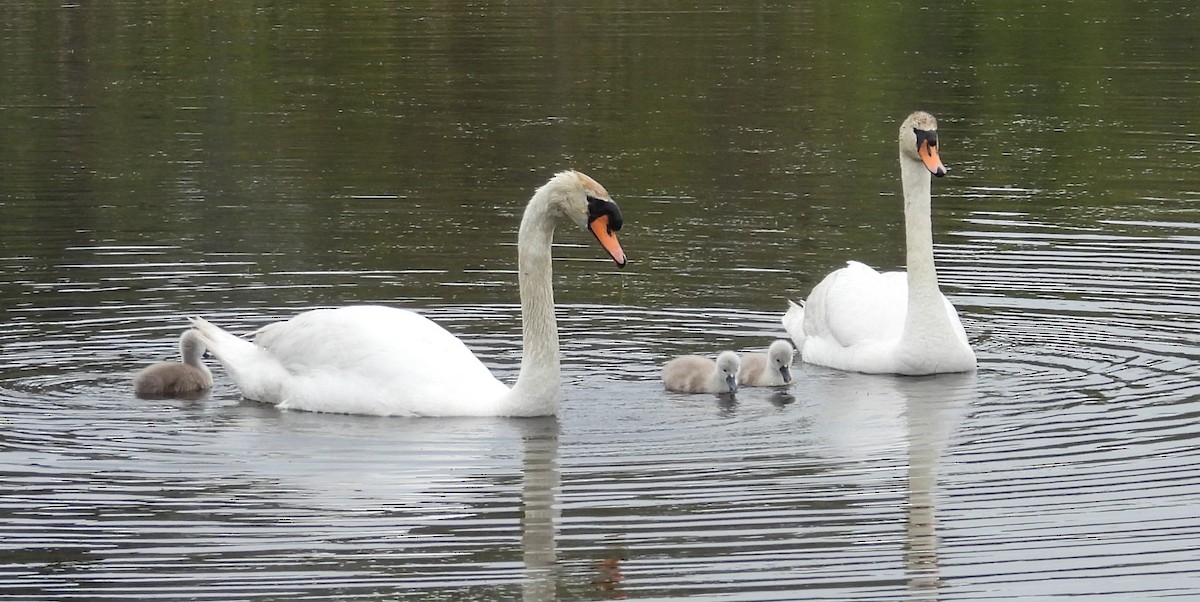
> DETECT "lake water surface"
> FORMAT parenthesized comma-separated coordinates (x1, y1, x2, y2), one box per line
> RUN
(2, 2, 1199, 600)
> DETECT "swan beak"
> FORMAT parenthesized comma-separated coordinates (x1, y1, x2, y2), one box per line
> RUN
(589, 215, 627, 267)
(779, 365, 792, 384)
(918, 139, 947, 177)
(725, 374, 738, 392)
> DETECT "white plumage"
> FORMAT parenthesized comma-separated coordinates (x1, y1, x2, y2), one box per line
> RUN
(783, 111, 975, 375)
(190, 170, 626, 416)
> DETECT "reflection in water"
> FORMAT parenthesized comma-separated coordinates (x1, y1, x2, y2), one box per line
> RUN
(591, 551, 627, 600)
(902, 375, 975, 599)
(519, 417, 560, 602)
(798, 370, 975, 601)
(2, 0, 1199, 600)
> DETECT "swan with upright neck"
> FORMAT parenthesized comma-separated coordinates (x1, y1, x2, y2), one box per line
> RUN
(190, 170, 626, 416)
(782, 111, 975, 375)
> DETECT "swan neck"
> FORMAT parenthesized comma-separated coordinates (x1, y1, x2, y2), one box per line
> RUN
(503, 191, 561, 415)
(901, 158, 940, 305)
(896, 153, 976, 372)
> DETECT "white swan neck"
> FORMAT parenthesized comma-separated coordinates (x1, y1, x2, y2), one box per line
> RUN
(901, 157, 940, 304)
(501, 190, 561, 416)
(899, 155, 961, 353)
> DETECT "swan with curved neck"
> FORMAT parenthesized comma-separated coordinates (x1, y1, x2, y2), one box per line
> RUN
(782, 111, 975, 375)
(190, 170, 626, 416)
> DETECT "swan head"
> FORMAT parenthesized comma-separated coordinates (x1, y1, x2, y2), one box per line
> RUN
(899, 111, 947, 177)
(716, 350, 741, 393)
(179, 329, 209, 366)
(543, 170, 627, 267)
(768, 339, 795, 383)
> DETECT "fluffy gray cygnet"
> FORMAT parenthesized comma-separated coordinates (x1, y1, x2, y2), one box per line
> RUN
(662, 350, 740, 394)
(738, 340, 795, 387)
(133, 329, 213, 398)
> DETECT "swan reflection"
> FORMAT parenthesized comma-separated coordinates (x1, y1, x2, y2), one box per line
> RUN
(798, 369, 976, 598)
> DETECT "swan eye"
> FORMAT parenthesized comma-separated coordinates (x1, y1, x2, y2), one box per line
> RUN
(587, 195, 624, 232)
(914, 128, 938, 150)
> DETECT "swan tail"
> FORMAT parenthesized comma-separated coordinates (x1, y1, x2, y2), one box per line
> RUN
(188, 316, 284, 402)
(781, 299, 806, 352)
(188, 316, 254, 356)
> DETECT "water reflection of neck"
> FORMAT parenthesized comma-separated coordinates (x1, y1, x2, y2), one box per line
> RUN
(906, 392, 941, 597)
(903, 374, 974, 598)
(519, 417, 560, 601)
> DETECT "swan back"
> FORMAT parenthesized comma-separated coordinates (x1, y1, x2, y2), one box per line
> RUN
(662, 350, 740, 394)
(192, 307, 509, 416)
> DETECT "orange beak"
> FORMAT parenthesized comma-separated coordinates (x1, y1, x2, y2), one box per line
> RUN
(919, 139, 947, 177)
(589, 215, 627, 267)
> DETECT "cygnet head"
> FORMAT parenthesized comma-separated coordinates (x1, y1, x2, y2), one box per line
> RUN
(179, 329, 208, 366)
(899, 111, 947, 177)
(715, 350, 741, 393)
(535, 170, 627, 267)
(768, 339, 795, 384)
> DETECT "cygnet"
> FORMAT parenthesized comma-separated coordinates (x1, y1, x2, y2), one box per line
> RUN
(133, 329, 213, 398)
(662, 350, 740, 394)
(738, 340, 795, 387)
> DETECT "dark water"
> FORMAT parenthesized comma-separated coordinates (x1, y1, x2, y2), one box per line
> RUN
(2, 1, 1199, 600)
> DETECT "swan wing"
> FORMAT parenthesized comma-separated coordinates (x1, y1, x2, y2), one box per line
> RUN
(805, 261, 907, 349)
(202, 306, 508, 416)
(781, 299, 806, 350)
(941, 296, 971, 347)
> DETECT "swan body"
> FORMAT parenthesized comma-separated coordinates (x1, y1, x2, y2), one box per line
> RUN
(662, 350, 741, 394)
(738, 340, 795, 387)
(783, 111, 975, 375)
(190, 170, 626, 417)
(133, 329, 213, 398)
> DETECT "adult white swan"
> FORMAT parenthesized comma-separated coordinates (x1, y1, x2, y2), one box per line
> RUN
(190, 170, 627, 417)
(782, 111, 975, 375)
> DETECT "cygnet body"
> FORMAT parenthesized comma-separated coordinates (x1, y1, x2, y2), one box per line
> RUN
(133, 330, 213, 398)
(738, 340, 795, 387)
(662, 350, 740, 394)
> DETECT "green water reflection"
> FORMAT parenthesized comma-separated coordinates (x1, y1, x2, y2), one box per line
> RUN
(1, 1, 1196, 306)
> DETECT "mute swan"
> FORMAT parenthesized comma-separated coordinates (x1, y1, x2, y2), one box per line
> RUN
(662, 350, 741, 394)
(189, 170, 627, 417)
(782, 111, 975, 375)
(737, 340, 795, 387)
(133, 329, 213, 398)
